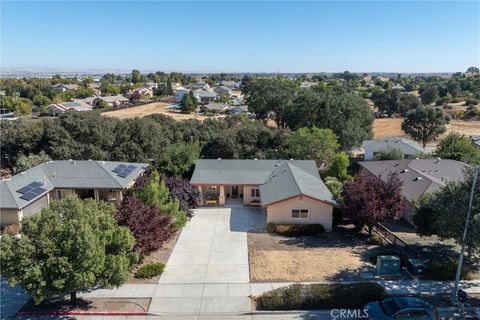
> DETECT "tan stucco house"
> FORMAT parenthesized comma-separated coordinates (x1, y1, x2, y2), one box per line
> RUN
(0, 160, 148, 227)
(190, 159, 337, 230)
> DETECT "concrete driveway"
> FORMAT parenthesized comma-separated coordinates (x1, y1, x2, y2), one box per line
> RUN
(149, 203, 265, 315)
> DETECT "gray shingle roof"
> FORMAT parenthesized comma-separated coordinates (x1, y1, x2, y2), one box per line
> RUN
(260, 162, 336, 206)
(1, 160, 148, 209)
(190, 159, 335, 205)
(359, 159, 467, 203)
(362, 137, 427, 155)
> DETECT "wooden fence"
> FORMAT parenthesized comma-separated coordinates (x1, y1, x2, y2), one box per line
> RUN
(372, 223, 420, 258)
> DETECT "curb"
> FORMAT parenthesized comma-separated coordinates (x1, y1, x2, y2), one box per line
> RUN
(16, 311, 149, 317)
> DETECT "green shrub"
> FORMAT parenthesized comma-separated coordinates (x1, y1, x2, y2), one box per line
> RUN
(368, 234, 383, 245)
(428, 258, 471, 281)
(135, 262, 165, 279)
(266, 223, 276, 233)
(275, 224, 325, 236)
(257, 283, 388, 310)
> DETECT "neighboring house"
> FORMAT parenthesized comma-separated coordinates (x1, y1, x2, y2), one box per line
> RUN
(143, 81, 158, 90)
(47, 100, 93, 116)
(128, 87, 154, 99)
(231, 97, 244, 105)
(52, 83, 79, 92)
(362, 137, 428, 160)
(392, 84, 406, 91)
(200, 102, 229, 114)
(220, 80, 238, 89)
(92, 94, 130, 108)
(359, 159, 467, 224)
(175, 89, 189, 103)
(0, 160, 148, 227)
(190, 159, 336, 229)
(195, 90, 218, 103)
(227, 105, 249, 115)
(214, 86, 233, 97)
(189, 82, 210, 90)
(89, 82, 102, 95)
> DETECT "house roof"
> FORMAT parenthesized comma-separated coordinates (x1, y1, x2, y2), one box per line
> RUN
(48, 100, 93, 112)
(95, 95, 129, 103)
(52, 83, 79, 90)
(1, 160, 148, 209)
(472, 136, 480, 148)
(195, 90, 218, 98)
(260, 162, 336, 206)
(359, 159, 467, 203)
(362, 137, 427, 155)
(191, 159, 335, 205)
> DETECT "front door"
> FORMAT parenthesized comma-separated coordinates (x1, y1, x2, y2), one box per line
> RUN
(231, 186, 239, 198)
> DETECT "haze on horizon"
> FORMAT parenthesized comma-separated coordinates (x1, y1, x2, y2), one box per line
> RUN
(1, 1, 479, 73)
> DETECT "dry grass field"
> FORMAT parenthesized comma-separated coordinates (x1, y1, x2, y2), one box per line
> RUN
(102, 102, 224, 121)
(373, 118, 480, 140)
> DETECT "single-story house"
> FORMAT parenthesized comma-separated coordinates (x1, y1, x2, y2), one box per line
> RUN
(189, 82, 210, 90)
(52, 83, 79, 92)
(0, 160, 148, 227)
(92, 94, 130, 108)
(47, 100, 93, 116)
(220, 80, 238, 89)
(190, 159, 336, 229)
(128, 87, 154, 99)
(359, 159, 467, 224)
(195, 90, 218, 103)
(362, 137, 428, 160)
(214, 86, 233, 97)
(227, 105, 249, 115)
(200, 102, 229, 114)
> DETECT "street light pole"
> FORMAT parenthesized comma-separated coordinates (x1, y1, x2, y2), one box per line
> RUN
(451, 165, 480, 305)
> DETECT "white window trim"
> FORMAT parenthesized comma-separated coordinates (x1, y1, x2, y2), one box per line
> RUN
(251, 188, 260, 198)
(291, 209, 310, 219)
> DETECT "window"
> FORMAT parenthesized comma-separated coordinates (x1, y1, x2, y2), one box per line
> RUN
(251, 188, 260, 198)
(291, 209, 309, 219)
(208, 186, 217, 190)
(56, 190, 63, 200)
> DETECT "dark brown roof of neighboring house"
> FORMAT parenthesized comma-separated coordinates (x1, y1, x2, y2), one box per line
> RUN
(359, 159, 468, 203)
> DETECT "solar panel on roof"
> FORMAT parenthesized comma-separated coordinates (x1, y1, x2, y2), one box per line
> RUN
(127, 165, 137, 170)
(20, 192, 37, 201)
(17, 186, 34, 194)
(30, 187, 47, 195)
(112, 164, 126, 173)
(117, 171, 129, 178)
(16, 181, 43, 194)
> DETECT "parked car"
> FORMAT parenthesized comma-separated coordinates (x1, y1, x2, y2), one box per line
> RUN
(364, 296, 437, 320)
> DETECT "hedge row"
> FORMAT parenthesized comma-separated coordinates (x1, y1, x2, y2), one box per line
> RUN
(256, 282, 388, 310)
(266, 223, 325, 236)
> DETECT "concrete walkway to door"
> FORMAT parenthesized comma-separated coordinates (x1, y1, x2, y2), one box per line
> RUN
(148, 204, 265, 315)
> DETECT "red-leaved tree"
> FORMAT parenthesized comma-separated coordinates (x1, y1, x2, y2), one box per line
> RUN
(116, 196, 176, 255)
(343, 171, 406, 236)
(164, 176, 201, 218)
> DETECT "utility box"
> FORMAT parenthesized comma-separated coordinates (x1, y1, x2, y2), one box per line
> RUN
(376, 255, 401, 275)
(407, 258, 427, 276)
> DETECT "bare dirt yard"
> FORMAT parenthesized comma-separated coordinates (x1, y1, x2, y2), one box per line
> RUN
(248, 230, 376, 282)
(373, 118, 480, 141)
(18, 298, 150, 314)
(128, 232, 179, 284)
(102, 102, 224, 121)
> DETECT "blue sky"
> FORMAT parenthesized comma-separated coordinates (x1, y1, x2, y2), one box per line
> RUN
(1, 1, 479, 73)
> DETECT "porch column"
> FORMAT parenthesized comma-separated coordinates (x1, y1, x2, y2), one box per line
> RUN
(219, 185, 225, 205)
(94, 189, 99, 201)
(197, 186, 204, 206)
